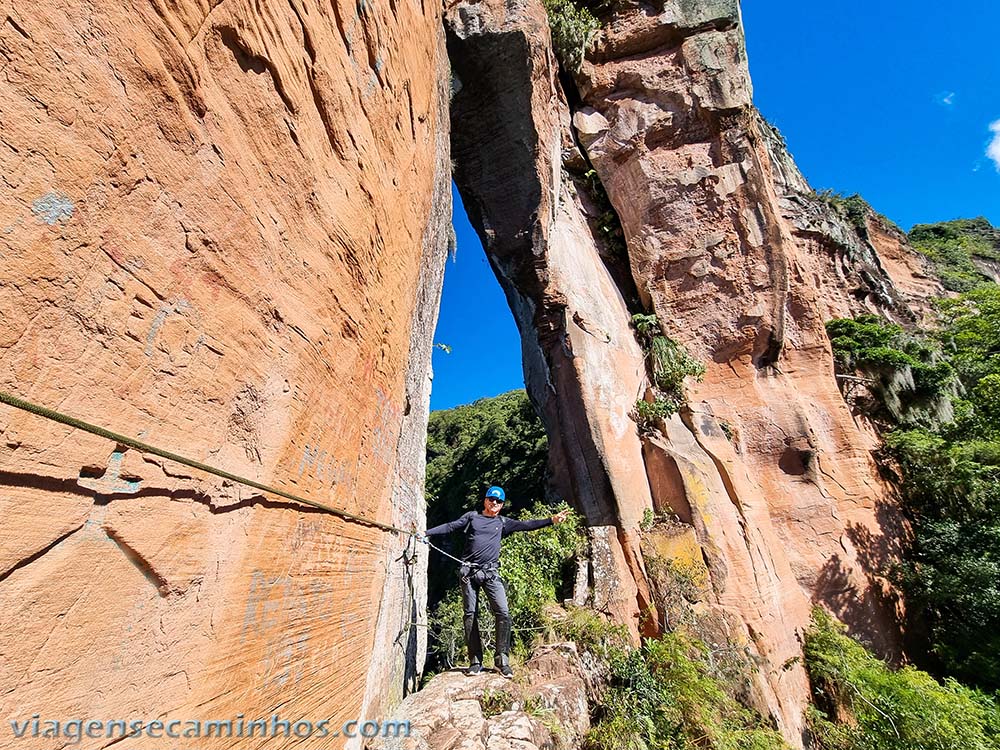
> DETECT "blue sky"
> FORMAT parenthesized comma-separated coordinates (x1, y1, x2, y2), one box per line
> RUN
(429, 0, 1000, 411)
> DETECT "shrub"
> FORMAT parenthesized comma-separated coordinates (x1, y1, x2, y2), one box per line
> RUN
(908, 218, 1000, 293)
(631, 313, 660, 342)
(541, 0, 599, 72)
(480, 688, 514, 717)
(633, 396, 678, 431)
(584, 629, 789, 750)
(640, 507, 655, 531)
(826, 280, 1000, 689)
(545, 604, 631, 662)
(815, 190, 871, 236)
(650, 335, 706, 392)
(825, 316, 955, 428)
(500, 501, 583, 637)
(630, 314, 705, 432)
(803, 608, 1000, 750)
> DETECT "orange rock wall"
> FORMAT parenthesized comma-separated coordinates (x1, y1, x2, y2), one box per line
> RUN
(577, 2, 918, 739)
(0, 0, 450, 745)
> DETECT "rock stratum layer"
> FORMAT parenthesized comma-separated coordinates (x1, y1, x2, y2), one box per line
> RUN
(447, 0, 937, 744)
(0, 0, 450, 746)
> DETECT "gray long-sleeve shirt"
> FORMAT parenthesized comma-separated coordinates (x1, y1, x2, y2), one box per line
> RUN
(425, 511, 553, 567)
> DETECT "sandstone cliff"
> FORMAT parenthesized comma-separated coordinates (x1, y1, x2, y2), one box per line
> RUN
(1, 0, 942, 747)
(446, 0, 935, 743)
(1, 0, 450, 745)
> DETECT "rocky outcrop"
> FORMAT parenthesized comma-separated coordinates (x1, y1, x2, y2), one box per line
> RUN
(0, 0, 450, 743)
(367, 643, 591, 750)
(1, 0, 944, 745)
(446, 0, 935, 743)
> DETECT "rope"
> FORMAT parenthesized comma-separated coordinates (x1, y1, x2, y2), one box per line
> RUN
(423, 537, 486, 568)
(0, 389, 413, 536)
(0, 390, 519, 570)
(401, 619, 550, 635)
(2, 390, 560, 650)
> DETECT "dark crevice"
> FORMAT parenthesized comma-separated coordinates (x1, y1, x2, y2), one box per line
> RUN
(5, 15, 30, 39)
(104, 528, 171, 597)
(218, 26, 297, 114)
(0, 469, 330, 515)
(0, 522, 86, 584)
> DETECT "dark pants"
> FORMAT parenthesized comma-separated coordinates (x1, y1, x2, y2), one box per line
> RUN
(459, 564, 511, 667)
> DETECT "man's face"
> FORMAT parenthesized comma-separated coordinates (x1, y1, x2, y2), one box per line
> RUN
(483, 497, 505, 516)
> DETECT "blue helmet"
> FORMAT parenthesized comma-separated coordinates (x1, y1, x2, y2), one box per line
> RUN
(485, 486, 506, 502)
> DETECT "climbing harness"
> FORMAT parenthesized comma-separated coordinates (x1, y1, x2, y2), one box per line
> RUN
(0, 389, 420, 537)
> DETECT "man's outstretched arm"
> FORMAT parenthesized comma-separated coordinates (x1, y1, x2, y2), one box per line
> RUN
(502, 509, 570, 536)
(425, 511, 474, 536)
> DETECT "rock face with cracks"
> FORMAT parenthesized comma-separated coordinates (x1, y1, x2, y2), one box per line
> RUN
(0, 0, 941, 747)
(0, 0, 450, 745)
(447, 0, 934, 744)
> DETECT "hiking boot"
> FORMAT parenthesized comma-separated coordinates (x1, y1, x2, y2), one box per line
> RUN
(466, 662, 482, 675)
(498, 664, 514, 679)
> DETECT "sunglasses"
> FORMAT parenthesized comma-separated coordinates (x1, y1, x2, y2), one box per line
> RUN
(486, 497, 505, 503)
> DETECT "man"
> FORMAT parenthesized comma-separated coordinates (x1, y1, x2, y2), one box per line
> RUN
(417, 486, 569, 678)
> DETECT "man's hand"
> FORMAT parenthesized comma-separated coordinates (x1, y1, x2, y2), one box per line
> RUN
(551, 509, 570, 524)
(413, 531, 429, 544)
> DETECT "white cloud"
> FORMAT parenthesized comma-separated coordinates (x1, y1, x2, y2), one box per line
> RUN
(934, 91, 956, 106)
(988, 120, 1000, 171)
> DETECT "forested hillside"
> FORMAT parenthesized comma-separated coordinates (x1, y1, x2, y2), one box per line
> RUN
(828, 218, 1000, 691)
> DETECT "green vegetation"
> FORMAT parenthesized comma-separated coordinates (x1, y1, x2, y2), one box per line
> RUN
(425, 390, 571, 668)
(649, 335, 706, 393)
(426, 390, 548, 534)
(541, 0, 599, 72)
(813, 190, 904, 236)
(631, 314, 705, 428)
(480, 688, 514, 718)
(547, 609, 788, 750)
(825, 315, 955, 428)
(640, 507, 655, 531)
(908, 218, 1000, 292)
(523, 693, 564, 738)
(827, 282, 1000, 690)
(816, 190, 871, 236)
(804, 609, 1000, 750)
(633, 396, 676, 432)
(885, 284, 1000, 687)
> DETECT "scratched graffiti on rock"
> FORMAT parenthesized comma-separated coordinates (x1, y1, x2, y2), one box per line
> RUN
(296, 387, 403, 503)
(31, 191, 74, 225)
(77, 451, 142, 495)
(241, 567, 349, 689)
